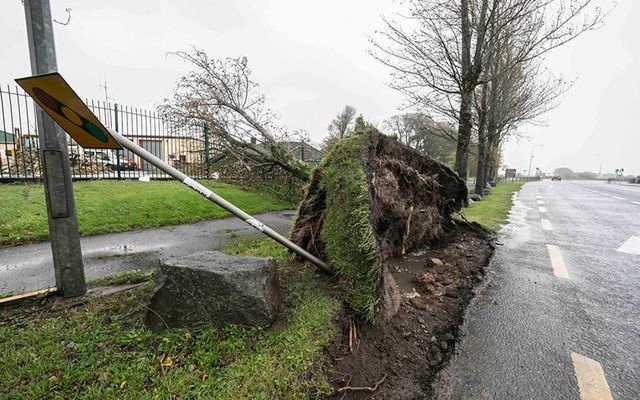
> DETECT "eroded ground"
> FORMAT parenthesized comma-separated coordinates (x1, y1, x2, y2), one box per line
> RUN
(327, 222, 493, 399)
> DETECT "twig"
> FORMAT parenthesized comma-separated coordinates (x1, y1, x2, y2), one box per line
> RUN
(456, 211, 470, 223)
(336, 373, 387, 393)
(53, 8, 72, 25)
(401, 206, 414, 255)
(348, 320, 353, 353)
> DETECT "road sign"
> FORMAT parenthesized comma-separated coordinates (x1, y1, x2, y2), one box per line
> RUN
(505, 168, 516, 178)
(17, 72, 330, 273)
(15, 72, 121, 149)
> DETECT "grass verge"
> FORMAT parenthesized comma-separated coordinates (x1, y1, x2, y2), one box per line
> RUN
(0, 180, 293, 246)
(0, 237, 338, 399)
(461, 181, 525, 230)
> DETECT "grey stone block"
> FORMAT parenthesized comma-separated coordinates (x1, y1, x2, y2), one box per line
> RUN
(145, 251, 281, 331)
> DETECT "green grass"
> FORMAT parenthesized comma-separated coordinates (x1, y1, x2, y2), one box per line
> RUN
(461, 181, 525, 230)
(0, 237, 338, 399)
(317, 134, 381, 323)
(222, 237, 290, 264)
(0, 180, 293, 246)
(87, 270, 155, 288)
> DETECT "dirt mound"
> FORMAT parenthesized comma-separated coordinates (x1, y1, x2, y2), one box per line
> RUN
(291, 129, 467, 321)
(327, 224, 493, 399)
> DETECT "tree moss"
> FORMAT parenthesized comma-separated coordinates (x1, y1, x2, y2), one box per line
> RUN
(318, 134, 381, 322)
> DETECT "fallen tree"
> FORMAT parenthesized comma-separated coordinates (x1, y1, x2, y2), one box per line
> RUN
(291, 127, 467, 322)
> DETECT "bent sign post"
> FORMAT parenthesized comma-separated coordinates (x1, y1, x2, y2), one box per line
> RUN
(16, 72, 331, 274)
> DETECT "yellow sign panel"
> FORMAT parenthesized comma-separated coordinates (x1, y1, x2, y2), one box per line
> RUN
(15, 72, 121, 149)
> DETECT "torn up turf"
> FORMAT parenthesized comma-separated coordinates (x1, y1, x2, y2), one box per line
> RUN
(291, 129, 467, 321)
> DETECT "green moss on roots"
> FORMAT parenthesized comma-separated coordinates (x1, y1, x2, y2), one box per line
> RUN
(291, 128, 467, 322)
(319, 134, 381, 322)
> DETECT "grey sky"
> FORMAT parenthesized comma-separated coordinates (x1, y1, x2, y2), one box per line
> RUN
(1, 0, 637, 176)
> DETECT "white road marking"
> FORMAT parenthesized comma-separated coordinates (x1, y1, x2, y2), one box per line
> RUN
(632, 201, 640, 206)
(541, 219, 554, 231)
(538, 207, 547, 213)
(611, 196, 625, 201)
(537, 200, 545, 205)
(571, 352, 613, 400)
(616, 236, 640, 255)
(546, 244, 569, 279)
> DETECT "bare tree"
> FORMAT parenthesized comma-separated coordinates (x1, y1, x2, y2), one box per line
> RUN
(372, 0, 609, 180)
(159, 49, 310, 181)
(384, 113, 458, 164)
(328, 105, 357, 139)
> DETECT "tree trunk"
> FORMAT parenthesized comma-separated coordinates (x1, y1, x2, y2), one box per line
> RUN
(484, 143, 493, 183)
(454, 86, 474, 180)
(268, 143, 311, 182)
(474, 83, 489, 195)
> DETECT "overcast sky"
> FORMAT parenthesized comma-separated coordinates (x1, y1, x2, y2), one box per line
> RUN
(1, 0, 637, 175)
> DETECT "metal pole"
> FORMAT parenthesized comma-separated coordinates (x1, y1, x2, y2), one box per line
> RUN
(24, 0, 85, 296)
(527, 147, 534, 178)
(203, 123, 210, 177)
(114, 103, 121, 180)
(598, 156, 603, 177)
(107, 128, 332, 273)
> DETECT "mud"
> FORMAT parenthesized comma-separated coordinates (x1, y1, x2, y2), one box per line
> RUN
(292, 131, 467, 263)
(364, 132, 468, 262)
(291, 130, 468, 320)
(326, 222, 493, 399)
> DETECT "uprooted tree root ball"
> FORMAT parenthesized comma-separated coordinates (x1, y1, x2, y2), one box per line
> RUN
(291, 128, 468, 322)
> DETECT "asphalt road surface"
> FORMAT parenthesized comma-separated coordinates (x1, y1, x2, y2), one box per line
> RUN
(0, 210, 295, 295)
(438, 180, 640, 400)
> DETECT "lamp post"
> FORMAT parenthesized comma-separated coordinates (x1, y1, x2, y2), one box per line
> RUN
(527, 144, 544, 178)
(596, 153, 604, 178)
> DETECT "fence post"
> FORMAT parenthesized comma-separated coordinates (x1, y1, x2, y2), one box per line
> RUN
(114, 103, 121, 180)
(203, 122, 210, 178)
(24, 0, 86, 297)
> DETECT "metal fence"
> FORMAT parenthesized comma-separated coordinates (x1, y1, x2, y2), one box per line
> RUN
(0, 84, 213, 182)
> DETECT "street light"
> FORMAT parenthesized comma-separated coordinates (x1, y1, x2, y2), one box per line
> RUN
(527, 144, 544, 178)
(596, 153, 604, 178)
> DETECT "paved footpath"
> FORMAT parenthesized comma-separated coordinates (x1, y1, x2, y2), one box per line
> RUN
(437, 180, 640, 400)
(0, 210, 296, 295)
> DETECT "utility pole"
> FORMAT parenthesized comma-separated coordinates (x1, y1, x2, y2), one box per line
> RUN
(527, 144, 543, 178)
(24, 0, 86, 297)
(596, 153, 604, 177)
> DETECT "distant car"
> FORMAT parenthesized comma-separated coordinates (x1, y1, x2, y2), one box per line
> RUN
(551, 176, 562, 181)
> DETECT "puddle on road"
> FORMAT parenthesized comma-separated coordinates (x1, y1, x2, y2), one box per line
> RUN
(500, 191, 533, 247)
(85, 243, 163, 259)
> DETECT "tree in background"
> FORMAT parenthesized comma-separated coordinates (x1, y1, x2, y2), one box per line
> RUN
(576, 171, 599, 180)
(383, 113, 457, 166)
(328, 105, 357, 139)
(323, 105, 357, 152)
(160, 49, 310, 182)
(373, 0, 608, 181)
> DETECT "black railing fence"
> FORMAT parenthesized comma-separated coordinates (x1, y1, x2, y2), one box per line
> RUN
(0, 84, 212, 181)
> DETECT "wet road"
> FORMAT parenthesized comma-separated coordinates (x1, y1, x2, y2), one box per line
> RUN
(0, 210, 296, 295)
(438, 180, 640, 399)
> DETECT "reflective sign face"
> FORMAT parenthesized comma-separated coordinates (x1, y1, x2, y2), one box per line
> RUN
(15, 72, 121, 149)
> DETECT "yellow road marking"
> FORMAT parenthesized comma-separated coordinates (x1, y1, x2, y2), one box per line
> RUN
(546, 244, 569, 279)
(571, 352, 613, 400)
